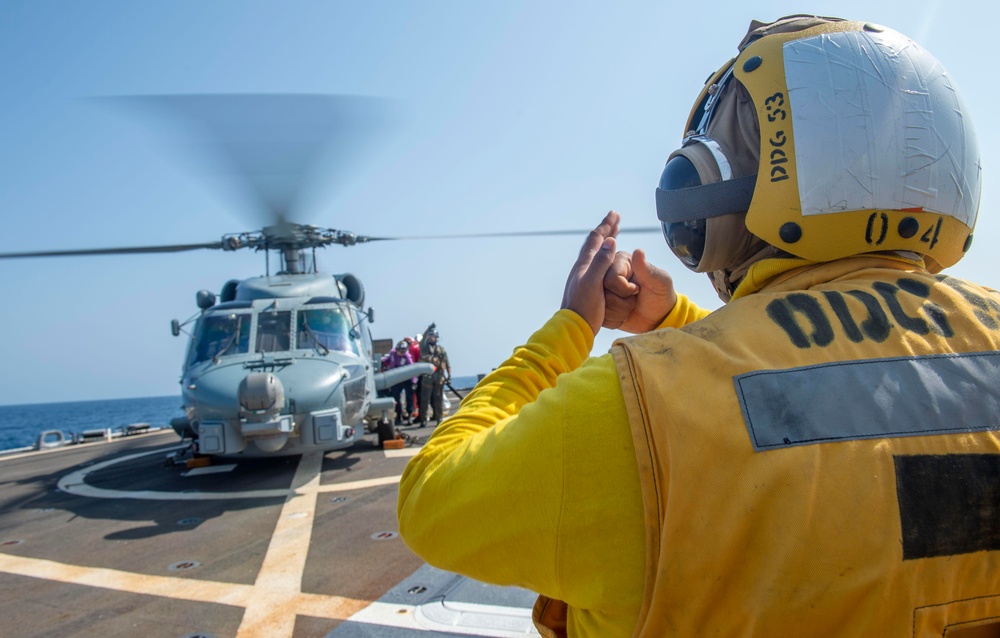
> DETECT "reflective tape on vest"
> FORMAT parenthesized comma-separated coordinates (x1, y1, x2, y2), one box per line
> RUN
(735, 350, 1000, 451)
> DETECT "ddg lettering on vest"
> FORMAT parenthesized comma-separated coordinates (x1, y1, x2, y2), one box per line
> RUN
(765, 276, 1000, 348)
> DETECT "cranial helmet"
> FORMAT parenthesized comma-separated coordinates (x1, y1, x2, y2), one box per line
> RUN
(656, 15, 981, 300)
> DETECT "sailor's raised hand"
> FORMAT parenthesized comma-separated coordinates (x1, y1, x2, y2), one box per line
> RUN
(561, 211, 620, 335)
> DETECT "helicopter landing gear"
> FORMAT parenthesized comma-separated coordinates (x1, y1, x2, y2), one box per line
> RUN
(166, 440, 203, 467)
(375, 415, 415, 448)
(376, 418, 397, 447)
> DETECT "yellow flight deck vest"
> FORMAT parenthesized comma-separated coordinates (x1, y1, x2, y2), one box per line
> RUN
(608, 259, 1000, 637)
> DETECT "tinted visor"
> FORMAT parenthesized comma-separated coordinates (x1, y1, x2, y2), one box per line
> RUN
(658, 155, 706, 269)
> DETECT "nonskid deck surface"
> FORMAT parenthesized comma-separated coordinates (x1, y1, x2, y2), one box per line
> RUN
(0, 396, 539, 638)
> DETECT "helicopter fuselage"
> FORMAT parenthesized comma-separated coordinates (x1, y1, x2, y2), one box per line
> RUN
(172, 272, 429, 457)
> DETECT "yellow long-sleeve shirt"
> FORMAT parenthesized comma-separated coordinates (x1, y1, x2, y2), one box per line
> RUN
(397, 294, 710, 636)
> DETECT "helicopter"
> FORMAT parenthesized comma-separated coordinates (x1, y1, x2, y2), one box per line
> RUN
(0, 218, 440, 456)
(162, 221, 439, 457)
(0, 94, 658, 458)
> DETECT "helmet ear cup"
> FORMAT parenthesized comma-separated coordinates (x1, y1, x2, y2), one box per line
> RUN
(658, 73, 762, 273)
(656, 138, 742, 271)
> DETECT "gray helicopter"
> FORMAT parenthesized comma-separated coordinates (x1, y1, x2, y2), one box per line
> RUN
(0, 218, 439, 457)
(0, 94, 657, 458)
(166, 222, 437, 456)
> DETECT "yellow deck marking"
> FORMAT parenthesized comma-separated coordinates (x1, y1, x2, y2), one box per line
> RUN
(0, 552, 368, 624)
(0, 451, 398, 637)
(384, 446, 422, 458)
(237, 450, 326, 637)
(0, 552, 257, 607)
(318, 475, 402, 492)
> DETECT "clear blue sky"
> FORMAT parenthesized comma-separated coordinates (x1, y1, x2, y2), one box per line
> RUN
(1, 0, 995, 405)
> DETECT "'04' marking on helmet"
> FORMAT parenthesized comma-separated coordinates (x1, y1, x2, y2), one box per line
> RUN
(866, 213, 944, 250)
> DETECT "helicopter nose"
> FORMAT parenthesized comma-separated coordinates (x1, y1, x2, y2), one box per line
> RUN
(239, 372, 285, 420)
(238, 372, 292, 453)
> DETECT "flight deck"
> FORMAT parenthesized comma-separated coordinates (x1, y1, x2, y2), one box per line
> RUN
(0, 390, 539, 638)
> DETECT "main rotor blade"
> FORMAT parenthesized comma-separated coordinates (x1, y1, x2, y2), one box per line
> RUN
(106, 94, 398, 227)
(0, 242, 224, 259)
(0, 226, 662, 259)
(363, 226, 662, 242)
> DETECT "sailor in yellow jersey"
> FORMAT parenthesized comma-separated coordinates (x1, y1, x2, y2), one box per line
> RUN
(398, 15, 1000, 637)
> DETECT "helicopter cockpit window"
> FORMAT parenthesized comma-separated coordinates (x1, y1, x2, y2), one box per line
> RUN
(297, 308, 359, 356)
(191, 313, 250, 364)
(256, 310, 292, 353)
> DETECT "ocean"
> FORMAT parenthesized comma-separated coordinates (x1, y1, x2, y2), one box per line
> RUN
(0, 375, 482, 453)
(0, 395, 186, 453)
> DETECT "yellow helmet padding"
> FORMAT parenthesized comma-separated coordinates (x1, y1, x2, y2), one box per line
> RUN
(732, 21, 980, 269)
